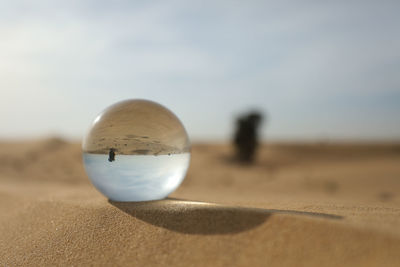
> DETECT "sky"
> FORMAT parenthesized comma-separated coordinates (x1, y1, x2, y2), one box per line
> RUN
(0, 0, 399, 141)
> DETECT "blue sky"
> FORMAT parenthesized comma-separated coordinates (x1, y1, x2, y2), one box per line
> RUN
(0, 0, 399, 141)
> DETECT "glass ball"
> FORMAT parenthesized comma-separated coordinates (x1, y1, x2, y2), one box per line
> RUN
(82, 99, 191, 202)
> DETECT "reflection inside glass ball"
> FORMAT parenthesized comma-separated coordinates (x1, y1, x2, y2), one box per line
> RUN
(82, 99, 191, 202)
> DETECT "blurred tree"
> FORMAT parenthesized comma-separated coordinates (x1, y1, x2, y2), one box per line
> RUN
(233, 111, 264, 163)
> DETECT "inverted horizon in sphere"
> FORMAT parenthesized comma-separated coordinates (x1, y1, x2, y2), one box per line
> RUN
(82, 99, 191, 201)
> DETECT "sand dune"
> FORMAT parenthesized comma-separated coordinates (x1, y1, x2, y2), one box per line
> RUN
(1, 139, 400, 266)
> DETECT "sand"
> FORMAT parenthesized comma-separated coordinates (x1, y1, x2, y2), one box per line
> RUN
(1, 138, 400, 266)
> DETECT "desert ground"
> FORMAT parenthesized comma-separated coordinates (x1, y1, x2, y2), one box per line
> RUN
(0, 138, 400, 266)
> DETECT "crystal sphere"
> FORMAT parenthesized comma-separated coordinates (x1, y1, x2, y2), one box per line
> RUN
(82, 99, 191, 202)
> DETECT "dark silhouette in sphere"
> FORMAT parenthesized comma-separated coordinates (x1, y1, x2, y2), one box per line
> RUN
(234, 112, 263, 163)
(108, 148, 116, 162)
